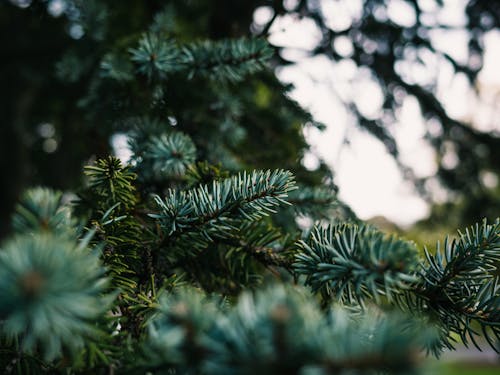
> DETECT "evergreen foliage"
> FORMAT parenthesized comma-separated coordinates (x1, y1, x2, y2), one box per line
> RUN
(294, 220, 500, 355)
(0, 233, 110, 361)
(2, 0, 499, 235)
(1, 152, 498, 374)
(143, 285, 433, 374)
(11, 188, 74, 235)
(129, 34, 272, 82)
(0, 1, 499, 374)
(294, 223, 419, 304)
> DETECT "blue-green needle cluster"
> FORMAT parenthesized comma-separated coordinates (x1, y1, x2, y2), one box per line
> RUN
(0, 234, 110, 361)
(294, 223, 419, 303)
(129, 33, 272, 82)
(143, 285, 432, 375)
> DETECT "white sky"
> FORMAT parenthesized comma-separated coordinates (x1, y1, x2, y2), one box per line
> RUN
(256, 1, 500, 227)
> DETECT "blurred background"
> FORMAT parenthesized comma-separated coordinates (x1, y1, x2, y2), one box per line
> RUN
(0, 0, 499, 369)
(256, 0, 500, 245)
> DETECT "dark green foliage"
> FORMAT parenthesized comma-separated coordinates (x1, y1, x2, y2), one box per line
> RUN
(149, 169, 296, 278)
(132, 131, 197, 183)
(82, 156, 138, 214)
(185, 161, 231, 187)
(181, 38, 273, 82)
(130, 33, 180, 80)
(0, 1, 498, 374)
(128, 33, 272, 83)
(0, 0, 330, 239)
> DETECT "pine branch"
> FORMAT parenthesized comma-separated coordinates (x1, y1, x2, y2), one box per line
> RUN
(181, 38, 274, 82)
(130, 131, 197, 183)
(150, 169, 296, 252)
(413, 219, 500, 353)
(128, 35, 272, 83)
(79, 158, 147, 302)
(11, 187, 75, 234)
(294, 219, 500, 354)
(129, 33, 180, 80)
(293, 223, 419, 304)
(83, 156, 138, 214)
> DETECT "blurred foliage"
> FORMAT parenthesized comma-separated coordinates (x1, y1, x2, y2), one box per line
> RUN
(257, 0, 500, 228)
(440, 362, 499, 375)
(0, 0, 333, 239)
(2, 0, 499, 239)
